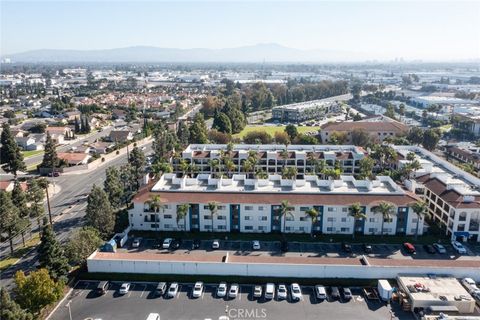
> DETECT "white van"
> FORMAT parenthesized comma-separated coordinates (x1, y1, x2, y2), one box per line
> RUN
(146, 313, 160, 320)
(315, 285, 327, 300)
(265, 283, 275, 300)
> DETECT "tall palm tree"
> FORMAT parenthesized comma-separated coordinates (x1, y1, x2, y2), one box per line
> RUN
(176, 203, 189, 231)
(188, 163, 199, 177)
(373, 201, 396, 237)
(146, 195, 165, 232)
(280, 200, 294, 233)
(208, 159, 221, 178)
(224, 159, 236, 178)
(242, 159, 255, 179)
(37, 177, 52, 226)
(349, 202, 366, 239)
(179, 159, 189, 177)
(207, 201, 219, 232)
(315, 159, 327, 179)
(411, 201, 428, 240)
(305, 208, 319, 237)
(280, 149, 289, 169)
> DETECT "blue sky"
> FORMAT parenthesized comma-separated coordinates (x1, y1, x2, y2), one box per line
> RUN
(1, 1, 479, 60)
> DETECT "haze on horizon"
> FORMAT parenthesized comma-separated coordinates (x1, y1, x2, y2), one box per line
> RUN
(1, 0, 479, 62)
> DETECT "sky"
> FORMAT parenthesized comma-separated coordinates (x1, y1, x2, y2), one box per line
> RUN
(1, 0, 479, 61)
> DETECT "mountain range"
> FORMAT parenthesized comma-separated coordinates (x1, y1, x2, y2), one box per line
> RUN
(3, 43, 369, 63)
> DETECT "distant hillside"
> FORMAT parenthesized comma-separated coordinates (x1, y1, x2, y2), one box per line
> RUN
(4, 43, 366, 63)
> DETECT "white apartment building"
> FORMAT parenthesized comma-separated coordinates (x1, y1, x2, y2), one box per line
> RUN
(174, 144, 366, 177)
(129, 174, 422, 236)
(397, 146, 480, 242)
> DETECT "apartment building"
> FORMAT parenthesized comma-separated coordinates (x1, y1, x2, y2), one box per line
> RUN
(129, 174, 422, 236)
(174, 144, 366, 177)
(271, 94, 350, 123)
(398, 146, 480, 242)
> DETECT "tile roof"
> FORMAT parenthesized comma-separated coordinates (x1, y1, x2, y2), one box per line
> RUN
(420, 174, 480, 209)
(321, 121, 408, 133)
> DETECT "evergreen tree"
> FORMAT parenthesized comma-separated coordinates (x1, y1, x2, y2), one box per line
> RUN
(83, 115, 91, 133)
(74, 116, 80, 133)
(37, 225, 70, 281)
(152, 122, 177, 162)
(65, 226, 103, 265)
(177, 121, 190, 147)
(0, 288, 33, 320)
(0, 190, 22, 254)
(12, 180, 29, 218)
(189, 113, 208, 143)
(104, 167, 124, 209)
(0, 123, 26, 177)
(86, 185, 115, 238)
(129, 146, 146, 190)
(27, 179, 46, 225)
(212, 110, 232, 134)
(40, 132, 59, 170)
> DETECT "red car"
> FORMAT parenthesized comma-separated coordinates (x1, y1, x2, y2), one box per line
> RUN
(403, 242, 416, 254)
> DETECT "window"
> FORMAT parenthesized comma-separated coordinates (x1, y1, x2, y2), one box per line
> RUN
(245, 226, 253, 230)
(369, 218, 376, 223)
(151, 224, 159, 229)
(204, 225, 212, 230)
(217, 225, 226, 230)
(164, 224, 172, 229)
(326, 227, 335, 232)
(204, 215, 211, 220)
(340, 227, 349, 232)
(327, 207, 336, 212)
(327, 217, 336, 222)
(218, 205, 226, 210)
(299, 217, 307, 222)
(285, 226, 292, 231)
(245, 206, 254, 211)
(164, 214, 172, 219)
(342, 207, 348, 212)
(258, 206, 264, 211)
(258, 226, 266, 231)
(286, 216, 294, 221)
(300, 207, 309, 212)
(217, 215, 226, 220)
(368, 228, 376, 233)
(341, 217, 347, 222)
(383, 228, 392, 233)
(412, 218, 418, 223)
(259, 216, 268, 221)
(244, 216, 251, 221)
(299, 227, 305, 232)
(203, 205, 209, 210)
(398, 207, 407, 213)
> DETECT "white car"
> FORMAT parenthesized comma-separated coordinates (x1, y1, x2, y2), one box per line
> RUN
(252, 240, 261, 250)
(265, 283, 275, 300)
(315, 285, 327, 300)
(167, 282, 179, 298)
(277, 284, 287, 300)
(433, 243, 447, 254)
(290, 283, 302, 301)
(212, 240, 220, 249)
(217, 282, 227, 297)
(228, 284, 239, 298)
(461, 278, 479, 293)
(452, 241, 467, 254)
(192, 282, 203, 298)
(132, 238, 141, 248)
(253, 285, 262, 298)
(118, 283, 130, 295)
(163, 238, 173, 249)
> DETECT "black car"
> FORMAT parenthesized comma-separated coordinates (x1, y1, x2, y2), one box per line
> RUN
(363, 244, 373, 253)
(281, 241, 289, 252)
(329, 286, 340, 300)
(170, 239, 182, 250)
(192, 239, 201, 250)
(153, 240, 163, 249)
(423, 244, 436, 254)
(342, 242, 352, 253)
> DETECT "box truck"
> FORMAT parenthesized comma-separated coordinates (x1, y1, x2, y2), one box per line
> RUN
(378, 279, 393, 301)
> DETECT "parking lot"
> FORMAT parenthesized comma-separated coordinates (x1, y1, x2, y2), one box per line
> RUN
(50, 281, 413, 320)
(122, 238, 480, 261)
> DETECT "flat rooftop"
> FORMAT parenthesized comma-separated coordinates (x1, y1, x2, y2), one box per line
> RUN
(397, 276, 473, 303)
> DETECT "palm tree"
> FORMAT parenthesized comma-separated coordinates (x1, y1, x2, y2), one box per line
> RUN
(315, 159, 327, 178)
(280, 200, 294, 233)
(411, 201, 428, 240)
(349, 202, 366, 239)
(224, 159, 236, 178)
(188, 163, 199, 178)
(208, 159, 220, 178)
(373, 201, 396, 237)
(176, 203, 189, 231)
(207, 201, 219, 232)
(146, 195, 165, 232)
(305, 208, 319, 237)
(242, 159, 255, 179)
(280, 149, 289, 169)
(179, 159, 189, 177)
(281, 166, 298, 180)
(255, 169, 269, 179)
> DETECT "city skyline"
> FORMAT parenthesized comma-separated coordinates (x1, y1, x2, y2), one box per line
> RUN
(1, 0, 479, 61)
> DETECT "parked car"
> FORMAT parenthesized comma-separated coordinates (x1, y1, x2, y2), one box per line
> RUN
(342, 242, 352, 253)
(252, 240, 261, 250)
(403, 242, 416, 254)
(132, 238, 142, 248)
(277, 284, 287, 300)
(330, 287, 340, 300)
(192, 282, 203, 298)
(192, 239, 201, 250)
(217, 282, 227, 297)
(155, 282, 167, 296)
(119, 283, 131, 295)
(163, 238, 173, 249)
(315, 285, 327, 300)
(341, 287, 353, 301)
(423, 244, 436, 254)
(265, 283, 275, 300)
(167, 283, 179, 298)
(433, 243, 447, 254)
(253, 285, 262, 298)
(290, 283, 302, 301)
(461, 278, 479, 292)
(452, 241, 467, 254)
(212, 240, 220, 249)
(228, 284, 239, 299)
(96, 281, 109, 295)
(170, 239, 182, 250)
(281, 241, 289, 252)
(363, 244, 373, 253)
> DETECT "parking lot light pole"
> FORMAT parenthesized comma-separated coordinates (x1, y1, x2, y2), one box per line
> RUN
(66, 300, 73, 320)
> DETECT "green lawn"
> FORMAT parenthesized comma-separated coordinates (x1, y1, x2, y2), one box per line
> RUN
(0, 234, 40, 272)
(21, 150, 44, 158)
(233, 125, 321, 139)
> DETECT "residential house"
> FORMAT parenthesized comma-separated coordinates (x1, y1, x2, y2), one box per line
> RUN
(57, 152, 91, 166)
(107, 130, 134, 143)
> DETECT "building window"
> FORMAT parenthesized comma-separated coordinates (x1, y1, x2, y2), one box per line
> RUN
(286, 216, 294, 221)
(342, 207, 348, 212)
(204, 215, 211, 220)
(164, 224, 172, 229)
(327, 217, 336, 222)
(326, 227, 335, 232)
(285, 226, 292, 231)
(217, 225, 226, 230)
(341, 217, 347, 222)
(299, 217, 307, 222)
(245, 206, 253, 211)
(299, 227, 305, 232)
(259, 216, 268, 221)
(258, 226, 266, 231)
(300, 207, 309, 212)
(217, 215, 226, 220)
(204, 225, 212, 230)
(369, 218, 376, 223)
(151, 224, 159, 229)
(244, 216, 251, 221)
(398, 207, 407, 213)
(327, 207, 336, 212)
(245, 226, 253, 230)
(368, 228, 376, 233)
(164, 214, 172, 219)
(412, 218, 418, 223)
(340, 227, 349, 232)
(218, 205, 226, 210)
(258, 206, 264, 211)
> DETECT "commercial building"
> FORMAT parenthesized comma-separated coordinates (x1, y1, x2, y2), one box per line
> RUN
(320, 116, 408, 144)
(397, 275, 476, 314)
(129, 173, 421, 236)
(271, 94, 351, 123)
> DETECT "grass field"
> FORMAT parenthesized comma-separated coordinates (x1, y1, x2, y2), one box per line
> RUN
(21, 150, 44, 158)
(233, 125, 321, 139)
(0, 234, 40, 272)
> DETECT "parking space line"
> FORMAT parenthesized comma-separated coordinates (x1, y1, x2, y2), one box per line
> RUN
(176, 285, 182, 299)
(239, 286, 242, 300)
(201, 290, 205, 300)
(140, 284, 147, 298)
(128, 284, 135, 297)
